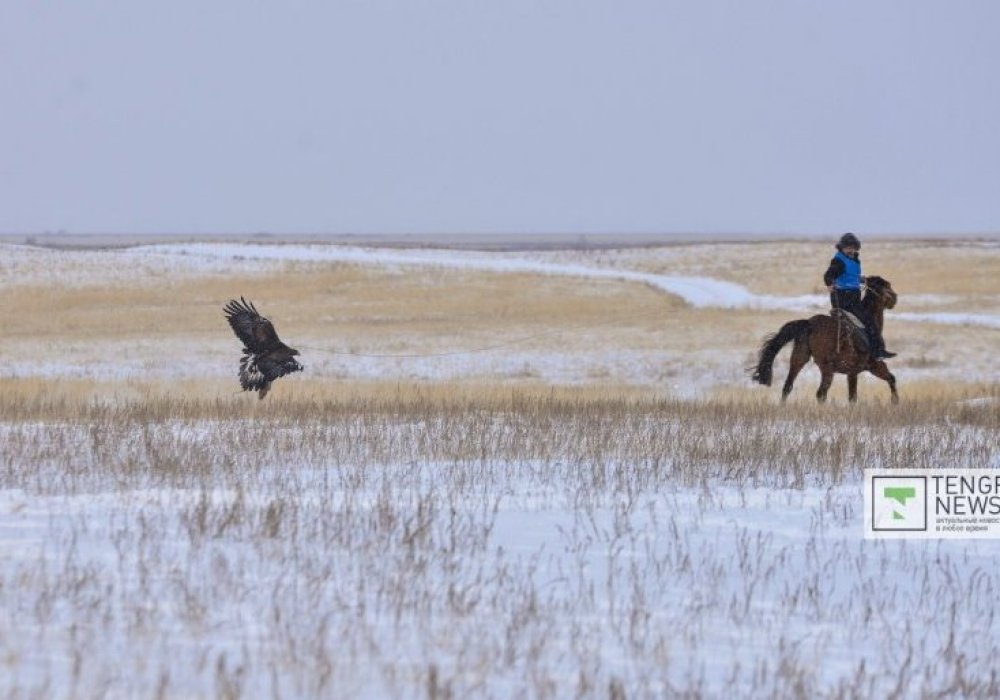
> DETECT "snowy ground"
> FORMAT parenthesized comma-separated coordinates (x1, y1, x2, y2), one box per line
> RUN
(1, 405, 998, 698)
(3, 475, 997, 697)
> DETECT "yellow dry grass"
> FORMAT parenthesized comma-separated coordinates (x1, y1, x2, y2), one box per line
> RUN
(2, 264, 680, 346)
(1, 375, 995, 435)
(1, 239, 996, 403)
(0, 375, 665, 411)
(610, 239, 1000, 299)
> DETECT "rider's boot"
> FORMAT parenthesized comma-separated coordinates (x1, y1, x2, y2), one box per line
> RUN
(869, 328, 896, 360)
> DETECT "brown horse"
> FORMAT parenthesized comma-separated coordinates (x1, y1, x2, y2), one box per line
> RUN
(751, 276, 899, 403)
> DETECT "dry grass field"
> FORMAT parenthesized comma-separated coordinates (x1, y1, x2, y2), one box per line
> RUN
(586, 239, 1000, 298)
(2, 237, 998, 397)
(1, 237, 998, 697)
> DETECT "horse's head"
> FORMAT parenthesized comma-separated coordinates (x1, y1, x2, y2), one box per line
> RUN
(865, 276, 897, 309)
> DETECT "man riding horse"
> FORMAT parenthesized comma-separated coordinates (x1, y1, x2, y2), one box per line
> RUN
(823, 232, 896, 360)
(750, 233, 900, 403)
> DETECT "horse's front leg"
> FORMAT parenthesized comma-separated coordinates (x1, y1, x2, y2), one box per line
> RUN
(868, 361, 899, 404)
(847, 373, 859, 403)
(816, 366, 835, 403)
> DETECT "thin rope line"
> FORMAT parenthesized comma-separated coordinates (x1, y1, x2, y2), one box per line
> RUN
(297, 307, 666, 359)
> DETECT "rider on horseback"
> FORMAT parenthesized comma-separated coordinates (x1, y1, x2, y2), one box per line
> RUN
(823, 233, 896, 360)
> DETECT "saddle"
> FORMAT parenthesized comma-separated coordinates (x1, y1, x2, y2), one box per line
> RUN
(831, 309, 870, 353)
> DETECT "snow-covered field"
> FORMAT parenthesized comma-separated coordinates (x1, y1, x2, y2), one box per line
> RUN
(0, 238, 998, 697)
(1, 398, 997, 698)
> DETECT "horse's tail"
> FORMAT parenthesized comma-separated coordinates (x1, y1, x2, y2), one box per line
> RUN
(750, 319, 811, 386)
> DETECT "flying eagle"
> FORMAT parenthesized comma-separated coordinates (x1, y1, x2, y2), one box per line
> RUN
(223, 297, 303, 399)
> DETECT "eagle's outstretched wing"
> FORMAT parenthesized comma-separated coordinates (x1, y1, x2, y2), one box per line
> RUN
(224, 297, 283, 352)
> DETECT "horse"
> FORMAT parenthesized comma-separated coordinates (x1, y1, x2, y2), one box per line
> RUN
(750, 276, 899, 404)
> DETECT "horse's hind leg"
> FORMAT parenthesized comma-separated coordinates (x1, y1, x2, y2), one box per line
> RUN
(781, 338, 811, 403)
(847, 373, 859, 403)
(868, 361, 899, 404)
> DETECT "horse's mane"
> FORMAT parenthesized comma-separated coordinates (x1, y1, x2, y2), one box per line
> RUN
(861, 276, 888, 309)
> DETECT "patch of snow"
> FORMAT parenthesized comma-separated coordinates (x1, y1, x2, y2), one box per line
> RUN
(894, 311, 1000, 329)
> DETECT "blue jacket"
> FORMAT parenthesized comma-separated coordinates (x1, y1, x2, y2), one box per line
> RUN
(824, 251, 862, 290)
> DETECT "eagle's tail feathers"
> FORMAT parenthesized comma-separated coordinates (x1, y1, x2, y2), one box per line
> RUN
(238, 353, 268, 392)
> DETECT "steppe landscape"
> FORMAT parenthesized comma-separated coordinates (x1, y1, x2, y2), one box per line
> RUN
(1, 236, 997, 697)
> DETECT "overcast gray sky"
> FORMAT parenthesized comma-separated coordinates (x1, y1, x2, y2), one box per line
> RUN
(2, 1, 998, 236)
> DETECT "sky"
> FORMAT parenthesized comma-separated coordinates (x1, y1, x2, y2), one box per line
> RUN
(1, 1, 998, 236)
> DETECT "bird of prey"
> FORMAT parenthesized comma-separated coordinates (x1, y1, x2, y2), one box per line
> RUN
(223, 297, 302, 399)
